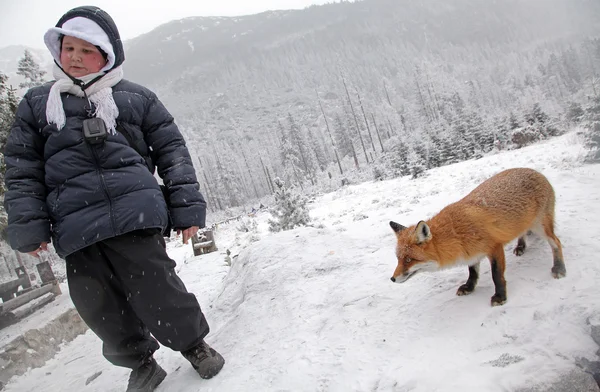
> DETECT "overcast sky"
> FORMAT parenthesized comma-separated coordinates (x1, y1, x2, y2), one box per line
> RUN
(0, 0, 334, 49)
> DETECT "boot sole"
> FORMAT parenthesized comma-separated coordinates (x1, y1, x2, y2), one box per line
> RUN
(193, 357, 225, 379)
(127, 366, 166, 392)
(147, 366, 167, 391)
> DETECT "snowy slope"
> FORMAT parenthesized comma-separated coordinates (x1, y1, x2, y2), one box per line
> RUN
(4, 131, 599, 392)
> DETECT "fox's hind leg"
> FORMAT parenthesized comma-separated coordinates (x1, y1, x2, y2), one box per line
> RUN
(457, 262, 480, 296)
(542, 214, 566, 278)
(513, 236, 527, 256)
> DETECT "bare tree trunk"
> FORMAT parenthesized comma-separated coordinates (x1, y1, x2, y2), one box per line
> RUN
(316, 89, 343, 175)
(265, 165, 275, 193)
(240, 147, 260, 199)
(259, 155, 274, 194)
(371, 113, 385, 153)
(197, 155, 217, 211)
(357, 90, 377, 154)
(212, 144, 235, 208)
(414, 66, 433, 123)
(383, 81, 393, 106)
(584, 42, 598, 97)
(203, 170, 222, 211)
(340, 111, 360, 170)
(288, 115, 314, 187)
(387, 116, 397, 137)
(234, 157, 252, 201)
(424, 71, 441, 121)
(342, 74, 369, 165)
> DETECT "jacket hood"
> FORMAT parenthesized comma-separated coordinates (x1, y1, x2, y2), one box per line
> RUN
(44, 6, 125, 71)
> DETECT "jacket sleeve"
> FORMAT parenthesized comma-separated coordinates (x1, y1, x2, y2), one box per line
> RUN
(3, 93, 51, 252)
(142, 92, 207, 229)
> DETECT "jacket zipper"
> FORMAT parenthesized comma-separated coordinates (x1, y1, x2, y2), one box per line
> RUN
(88, 143, 117, 236)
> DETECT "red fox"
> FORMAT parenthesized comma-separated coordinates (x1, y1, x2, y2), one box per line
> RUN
(389, 168, 565, 306)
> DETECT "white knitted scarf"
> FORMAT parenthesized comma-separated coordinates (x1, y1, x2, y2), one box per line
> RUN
(46, 64, 124, 133)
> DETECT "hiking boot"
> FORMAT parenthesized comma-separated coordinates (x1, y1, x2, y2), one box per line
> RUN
(181, 340, 225, 379)
(126, 357, 167, 392)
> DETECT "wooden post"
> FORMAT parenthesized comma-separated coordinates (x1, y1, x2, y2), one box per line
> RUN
(191, 234, 201, 256)
(0, 283, 55, 314)
(204, 230, 218, 253)
(191, 230, 218, 256)
(36, 261, 57, 285)
(14, 267, 31, 290)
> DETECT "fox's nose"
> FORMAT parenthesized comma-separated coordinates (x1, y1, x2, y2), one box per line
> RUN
(390, 277, 396, 282)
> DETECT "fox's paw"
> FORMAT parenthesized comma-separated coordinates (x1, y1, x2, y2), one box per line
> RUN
(491, 294, 507, 306)
(551, 266, 566, 279)
(514, 237, 527, 256)
(513, 246, 526, 256)
(456, 284, 475, 296)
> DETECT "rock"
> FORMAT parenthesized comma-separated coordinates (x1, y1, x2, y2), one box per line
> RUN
(0, 309, 88, 387)
(516, 369, 599, 392)
(485, 353, 525, 368)
(85, 371, 102, 385)
(590, 325, 600, 348)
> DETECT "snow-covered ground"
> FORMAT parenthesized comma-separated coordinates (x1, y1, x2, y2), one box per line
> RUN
(3, 131, 599, 392)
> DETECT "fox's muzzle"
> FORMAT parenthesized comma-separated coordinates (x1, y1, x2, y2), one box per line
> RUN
(390, 271, 416, 283)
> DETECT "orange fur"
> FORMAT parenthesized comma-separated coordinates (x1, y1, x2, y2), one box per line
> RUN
(389, 168, 565, 306)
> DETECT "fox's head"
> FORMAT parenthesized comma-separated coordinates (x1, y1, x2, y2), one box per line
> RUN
(389, 220, 439, 283)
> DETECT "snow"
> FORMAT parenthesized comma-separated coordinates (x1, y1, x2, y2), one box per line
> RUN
(0, 282, 71, 350)
(3, 132, 599, 391)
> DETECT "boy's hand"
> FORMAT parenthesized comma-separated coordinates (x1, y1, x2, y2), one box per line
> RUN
(27, 242, 49, 258)
(177, 226, 199, 244)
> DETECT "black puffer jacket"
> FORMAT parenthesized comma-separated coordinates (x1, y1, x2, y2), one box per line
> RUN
(4, 80, 207, 258)
(3, 6, 206, 258)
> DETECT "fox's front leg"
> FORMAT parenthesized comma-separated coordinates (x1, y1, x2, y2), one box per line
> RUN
(457, 262, 480, 296)
(489, 245, 507, 306)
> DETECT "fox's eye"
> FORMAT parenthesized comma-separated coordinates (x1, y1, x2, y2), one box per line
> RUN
(404, 257, 412, 264)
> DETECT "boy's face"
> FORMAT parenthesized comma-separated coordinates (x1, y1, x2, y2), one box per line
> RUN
(60, 35, 107, 78)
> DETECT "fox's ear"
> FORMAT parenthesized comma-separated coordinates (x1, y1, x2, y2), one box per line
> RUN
(415, 221, 432, 243)
(390, 221, 406, 233)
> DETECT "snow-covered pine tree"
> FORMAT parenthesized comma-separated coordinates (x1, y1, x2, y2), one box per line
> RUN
(532, 103, 550, 125)
(209, 142, 245, 208)
(407, 146, 427, 179)
(287, 113, 317, 185)
(385, 141, 410, 177)
(511, 103, 560, 149)
(467, 113, 494, 155)
(278, 119, 303, 185)
(268, 177, 310, 232)
(333, 113, 358, 168)
(566, 102, 585, 124)
(492, 116, 510, 150)
(451, 111, 476, 160)
(0, 72, 19, 196)
(372, 164, 386, 181)
(508, 112, 521, 131)
(427, 133, 444, 168)
(583, 95, 600, 162)
(306, 125, 327, 172)
(0, 73, 21, 276)
(17, 49, 46, 89)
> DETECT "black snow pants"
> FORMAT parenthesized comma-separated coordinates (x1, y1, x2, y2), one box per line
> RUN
(65, 229, 209, 368)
